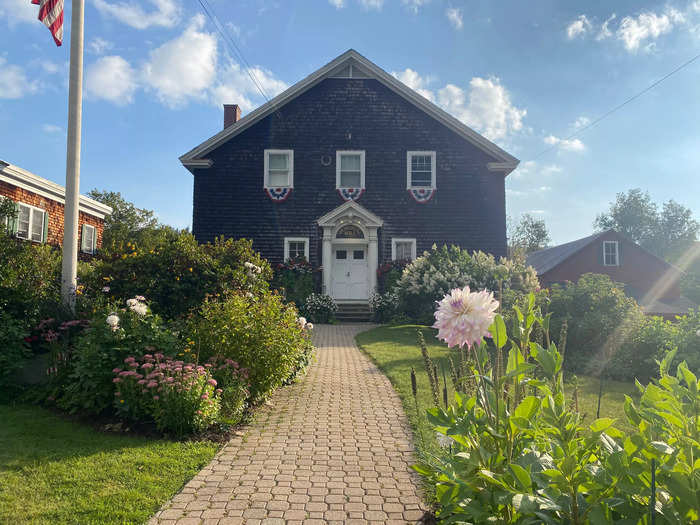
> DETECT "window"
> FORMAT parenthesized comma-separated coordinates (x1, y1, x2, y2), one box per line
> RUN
(407, 151, 436, 189)
(15, 203, 46, 243)
(264, 150, 294, 188)
(603, 241, 619, 266)
(353, 250, 365, 260)
(392, 238, 416, 261)
(284, 236, 309, 261)
(336, 224, 364, 239)
(336, 151, 365, 189)
(335, 250, 347, 260)
(81, 224, 96, 254)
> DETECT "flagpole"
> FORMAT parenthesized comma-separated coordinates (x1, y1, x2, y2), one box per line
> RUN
(60, 0, 85, 311)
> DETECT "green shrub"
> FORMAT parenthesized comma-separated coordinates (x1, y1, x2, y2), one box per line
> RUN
(84, 233, 271, 319)
(674, 309, 700, 371)
(55, 297, 180, 415)
(0, 312, 31, 394)
(187, 291, 313, 400)
(115, 354, 221, 437)
(369, 290, 399, 323)
(271, 258, 317, 308)
(208, 357, 250, 423)
(377, 259, 409, 293)
(395, 245, 539, 324)
(548, 273, 644, 376)
(303, 293, 337, 323)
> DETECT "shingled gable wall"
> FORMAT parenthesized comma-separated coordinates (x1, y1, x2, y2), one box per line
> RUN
(192, 77, 507, 266)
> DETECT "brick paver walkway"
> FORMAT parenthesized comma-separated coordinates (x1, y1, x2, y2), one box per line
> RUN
(150, 324, 427, 525)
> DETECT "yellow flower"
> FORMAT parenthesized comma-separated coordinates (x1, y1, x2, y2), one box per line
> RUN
(176, 276, 180, 281)
(178, 353, 184, 356)
(119, 399, 124, 404)
(184, 348, 190, 353)
(188, 267, 193, 272)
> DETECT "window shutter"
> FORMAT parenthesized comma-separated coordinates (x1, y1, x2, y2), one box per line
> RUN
(42, 212, 48, 243)
(8, 202, 19, 234)
(92, 227, 97, 254)
(617, 243, 622, 266)
(599, 243, 605, 266)
(80, 224, 88, 253)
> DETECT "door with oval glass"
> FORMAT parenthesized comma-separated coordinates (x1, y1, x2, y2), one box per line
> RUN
(331, 246, 368, 300)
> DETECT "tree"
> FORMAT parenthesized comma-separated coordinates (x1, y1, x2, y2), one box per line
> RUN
(87, 189, 177, 253)
(509, 213, 551, 255)
(594, 188, 698, 261)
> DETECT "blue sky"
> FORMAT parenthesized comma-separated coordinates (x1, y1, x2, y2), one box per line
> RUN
(1, 0, 699, 244)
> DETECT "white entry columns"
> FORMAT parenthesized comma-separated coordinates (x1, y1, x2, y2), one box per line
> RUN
(317, 201, 383, 300)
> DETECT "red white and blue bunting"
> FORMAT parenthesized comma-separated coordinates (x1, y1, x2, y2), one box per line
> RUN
(265, 187, 292, 202)
(338, 187, 364, 202)
(408, 187, 435, 203)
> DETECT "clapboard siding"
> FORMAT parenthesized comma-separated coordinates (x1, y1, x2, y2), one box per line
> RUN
(192, 77, 507, 265)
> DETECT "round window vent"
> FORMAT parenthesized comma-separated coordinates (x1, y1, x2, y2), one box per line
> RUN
(320, 155, 332, 166)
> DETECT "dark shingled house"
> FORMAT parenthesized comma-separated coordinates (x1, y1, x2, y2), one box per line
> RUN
(527, 229, 697, 318)
(181, 49, 519, 304)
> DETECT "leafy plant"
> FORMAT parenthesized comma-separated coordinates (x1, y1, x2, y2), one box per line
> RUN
(271, 257, 318, 308)
(369, 290, 400, 323)
(303, 293, 337, 323)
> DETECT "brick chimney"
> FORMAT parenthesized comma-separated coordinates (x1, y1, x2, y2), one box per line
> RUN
(223, 104, 241, 129)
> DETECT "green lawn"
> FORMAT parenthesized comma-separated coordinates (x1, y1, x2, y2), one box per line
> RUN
(0, 404, 219, 524)
(356, 325, 638, 464)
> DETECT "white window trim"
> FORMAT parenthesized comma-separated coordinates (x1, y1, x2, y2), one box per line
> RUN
(392, 238, 417, 261)
(336, 150, 366, 189)
(15, 202, 46, 242)
(284, 236, 309, 261)
(603, 240, 619, 267)
(264, 149, 294, 189)
(81, 224, 97, 254)
(406, 151, 436, 190)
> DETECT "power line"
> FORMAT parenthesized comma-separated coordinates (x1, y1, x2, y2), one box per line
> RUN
(528, 50, 700, 163)
(194, 0, 274, 107)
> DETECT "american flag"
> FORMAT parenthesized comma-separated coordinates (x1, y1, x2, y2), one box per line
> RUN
(32, 0, 64, 46)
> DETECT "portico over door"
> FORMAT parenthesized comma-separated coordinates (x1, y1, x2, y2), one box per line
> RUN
(317, 201, 383, 302)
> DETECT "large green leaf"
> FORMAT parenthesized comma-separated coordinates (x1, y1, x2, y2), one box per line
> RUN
(514, 396, 541, 421)
(489, 314, 508, 349)
(510, 463, 532, 490)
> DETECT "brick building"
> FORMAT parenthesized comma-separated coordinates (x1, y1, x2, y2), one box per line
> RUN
(527, 229, 697, 318)
(181, 49, 519, 303)
(1, 160, 112, 254)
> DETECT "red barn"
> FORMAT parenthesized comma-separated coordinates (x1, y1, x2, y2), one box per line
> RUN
(527, 230, 696, 318)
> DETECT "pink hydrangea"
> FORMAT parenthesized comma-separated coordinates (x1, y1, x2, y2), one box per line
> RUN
(432, 286, 499, 349)
(146, 381, 158, 389)
(141, 362, 154, 370)
(113, 377, 122, 383)
(207, 379, 217, 387)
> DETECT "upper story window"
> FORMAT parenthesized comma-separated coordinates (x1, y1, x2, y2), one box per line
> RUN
(284, 236, 309, 261)
(336, 224, 364, 239)
(407, 151, 436, 189)
(16, 202, 46, 243)
(336, 151, 365, 189)
(603, 241, 619, 266)
(264, 150, 294, 188)
(392, 238, 416, 261)
(81, 224, 96, 254)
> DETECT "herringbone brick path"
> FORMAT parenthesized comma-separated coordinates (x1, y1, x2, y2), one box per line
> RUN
(150, 324, 426, 524)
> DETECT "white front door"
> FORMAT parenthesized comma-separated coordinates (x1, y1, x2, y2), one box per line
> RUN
(331, 246, 368, 300)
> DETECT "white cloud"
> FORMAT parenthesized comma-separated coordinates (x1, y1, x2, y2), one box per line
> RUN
(437, 77, 526, 141)
(42, 124, 63, 134)
(391, 68, 435, 102)
(446, 7, 463, 29)
(328, 0, 344, 8)
(93, 0, 180, 30)
(0, 0, 37, 24)
(403, 0, 429, 14)
(0, 58, 38, 99)
(544, 134, 585, 152)
(566, 14, 592, 39)
(358, 0, 383, 10)
(511, 161, 562, 180)
(86, 55, 138, 105)
(596, 13, 617, 40)
(392, 68, 525, 141)
(572, 116, 591, 129)
(142, 14, 217, 107)
(617, 8, 684, 52)
(211, 62, 288, 112)
(89, 37, 113, 55)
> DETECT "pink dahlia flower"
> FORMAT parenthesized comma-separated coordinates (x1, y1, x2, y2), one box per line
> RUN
(433, 286, 499, 349)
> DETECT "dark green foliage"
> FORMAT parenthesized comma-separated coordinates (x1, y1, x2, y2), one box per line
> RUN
(368, 290, 400, 323)
(0, 311, 31, 395)
(55, 302, 180, 415)
(394, 245, 539, 324)
(84, 233, 271, 319)
(303, 293, 337, 323)
(271, 258, 317, 308)
(377, 259, 410, 293)
(509, 213, 551, 255)
(548, 273, 643, 376)
(186, 291, 313, 401)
